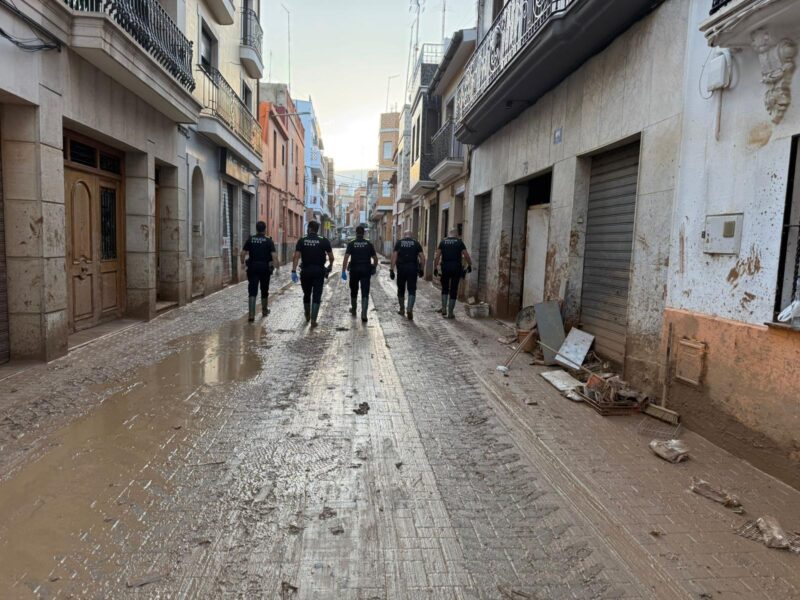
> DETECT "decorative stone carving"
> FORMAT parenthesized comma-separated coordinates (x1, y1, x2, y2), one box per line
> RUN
(751, 28, 797, 123)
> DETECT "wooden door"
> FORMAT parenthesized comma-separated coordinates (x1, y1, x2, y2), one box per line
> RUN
(522, 205, 550, 307)
(66, 169, 124, 332)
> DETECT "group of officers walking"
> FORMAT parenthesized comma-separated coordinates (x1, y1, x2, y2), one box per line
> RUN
(240, 220, 472, 325)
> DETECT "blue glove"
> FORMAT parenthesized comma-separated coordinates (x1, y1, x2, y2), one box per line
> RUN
(291, 271, 299, 284)
(341, 272, 347, 281)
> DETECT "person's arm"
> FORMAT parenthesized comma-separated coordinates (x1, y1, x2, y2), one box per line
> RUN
(390, 250, 398, 271)
(342, 252, 350, 273)
(292, 250, 301, 272)
(371, 245, 378, 268)
(462, 248, 473, 267)
(327, 250, 335, 270)
(271, 251, 280, 269)
(434, 248, 442, 270)
(419, 251, 427, 268)
(240, 238, 251, 265)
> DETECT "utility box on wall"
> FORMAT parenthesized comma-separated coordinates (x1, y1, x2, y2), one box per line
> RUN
(704, 213, 743, 255)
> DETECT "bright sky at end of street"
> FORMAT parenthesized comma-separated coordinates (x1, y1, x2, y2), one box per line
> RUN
(261, 0, 476, 173)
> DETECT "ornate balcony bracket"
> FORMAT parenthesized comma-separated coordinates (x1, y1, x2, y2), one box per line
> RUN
(702, 0, 800, 124)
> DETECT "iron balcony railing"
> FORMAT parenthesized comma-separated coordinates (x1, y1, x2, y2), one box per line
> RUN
(455, 0, 576, 122)
(196, 65, 262, 156)
(710, 0, 734, 14)
(241, 8, 262, 54)
(65, 0, 195, 91)
(431, 120, 464, 166)
(407, 43, 444, 101)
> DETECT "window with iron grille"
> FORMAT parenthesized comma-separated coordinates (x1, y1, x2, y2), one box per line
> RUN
(100, 187, 117, 260)
(70, 139, 97, 167)
(776, 136, 800, 319)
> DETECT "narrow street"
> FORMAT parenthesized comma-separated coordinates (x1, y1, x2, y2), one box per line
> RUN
(1, 253, 800, 599)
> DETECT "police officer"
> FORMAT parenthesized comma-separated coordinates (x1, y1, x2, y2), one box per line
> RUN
(433, 228, 473, 319)
(291, 220, 334, 327)
(390, 229, 425, 320)
(341, 225, 378, 322)
(240, 220, 279, 322)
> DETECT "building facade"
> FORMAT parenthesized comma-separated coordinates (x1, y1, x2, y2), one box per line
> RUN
(369, 112, 400, 256)
(258, 84, 305, 262)
(296, 99, 331, 235)
(186, 0, 263, 298)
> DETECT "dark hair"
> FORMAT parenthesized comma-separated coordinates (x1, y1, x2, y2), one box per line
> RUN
(256, 221, 267, 233)
(307, 220, 320, 234)
(356, 225, 365, 237)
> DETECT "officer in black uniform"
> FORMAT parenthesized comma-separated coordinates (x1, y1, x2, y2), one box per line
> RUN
(390, 229, 425, 320)
(240, 221, 279, 322)
(433, 228, 473, 319)
(291, 220, 334, 327)
(341, 225, 378, 322)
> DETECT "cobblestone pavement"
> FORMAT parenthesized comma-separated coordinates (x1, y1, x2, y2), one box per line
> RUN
(1, 253, 799, 599)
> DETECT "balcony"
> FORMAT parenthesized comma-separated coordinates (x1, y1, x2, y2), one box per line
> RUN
(65, 0, 200, 123)
(240, 8, 264, 79)
(409, 152, 436, 197)
(196, 65, 262, 170)
(407, 44, 444, 102)
(206, 0, 235, 26)
(429, 120, 465, 184)
(454, 0, 662, 145)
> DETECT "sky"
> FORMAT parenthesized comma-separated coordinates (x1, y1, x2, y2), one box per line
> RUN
(260, 0, 477, 176)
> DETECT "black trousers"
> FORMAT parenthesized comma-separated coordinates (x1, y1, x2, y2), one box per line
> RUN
(349, 266, 371, 298)
(396, 264, 418, 296)
(301, 269, 325, 304)
(440, 264, 462, 300)
(247, 265, 271, 298)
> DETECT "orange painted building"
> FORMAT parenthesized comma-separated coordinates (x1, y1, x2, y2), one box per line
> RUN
(258, 83, 305, 261)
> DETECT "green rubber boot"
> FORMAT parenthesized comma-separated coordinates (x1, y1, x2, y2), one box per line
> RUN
(350, 296, 357, 316)
(248, 297, 257, 322)
(304, 302, 311, 323)
(261, 294, 270, 317)
(361, 296, 369, 322)
(407, 293, 416, 320)
(310, 303, 321, 327)
(440, 294, 448, 316)
(397, 296, 405, 316)
(446, 298, 457, 319)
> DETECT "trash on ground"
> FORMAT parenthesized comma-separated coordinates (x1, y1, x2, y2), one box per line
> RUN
(515, 305, 537, 332)
(286, 523, 304, 534)
(496, 365, 509, 376)
(319, 506, 337, 520)
(126, 571, 168, 588)
(281, 581, 299, 596)
(649, 439, 690, 463)
(735, 517, 800, 553)
(565, 390, 584, 403)
(533, 301, 565, 365)
(465, 302, 490, 318)
(395, 461, 403, 469)
(329, 524, 345, 535)
(353, 402, 370, 415)
(649, 529, 665, 537)
(540, 370, 582, 393)
(690, 477, 741, 509)
(554, 328, 595, 370)
(637, 415, 682, 440)
(497, 334, 518, 345)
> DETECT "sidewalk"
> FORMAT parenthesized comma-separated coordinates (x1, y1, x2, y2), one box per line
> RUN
(402, 276, 800, 599)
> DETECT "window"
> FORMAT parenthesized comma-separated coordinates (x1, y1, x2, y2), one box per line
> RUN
(382, 181, 390, 197)
(241, 81, 253, 113)
(100, 187, 118, 260)
(281, 144, 285, 166)
(382, 141, 393, 160)
(273, 131, 277, 168)
(200, 24, 216, 70)
(411, 124, 417, 162)
(777, 136, 800, 317)
(442, 208, 450, 238)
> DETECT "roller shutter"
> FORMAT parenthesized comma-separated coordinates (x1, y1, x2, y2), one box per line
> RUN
(580, 142, 640, 364)
(477, 196, 491, 300)
(0, 127, 8, 364)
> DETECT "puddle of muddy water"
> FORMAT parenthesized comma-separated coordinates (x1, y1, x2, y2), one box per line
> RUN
(0, 319, 263, 597)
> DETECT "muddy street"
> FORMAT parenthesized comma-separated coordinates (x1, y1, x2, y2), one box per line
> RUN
(1, 259, 800, 599)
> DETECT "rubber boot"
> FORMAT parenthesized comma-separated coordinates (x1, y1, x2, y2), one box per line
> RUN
(397, 296, 405, 316)
(310, 302, 320, 328)
(304, 302, 311, 323)
(446, 298, 457, 319)
(407, 293, 416, 320)
(248, 297, 257, 322)
(350, 296, 357, 316)
(440, 294, 448, 316)
(361, 296, 369, 322)
(261, 294, 270, 317)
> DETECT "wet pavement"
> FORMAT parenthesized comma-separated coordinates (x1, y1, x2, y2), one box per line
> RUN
(1, 253, 800, 599)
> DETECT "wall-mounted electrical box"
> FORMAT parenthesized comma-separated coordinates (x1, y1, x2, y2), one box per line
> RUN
(706, 49, 732, 93)
(704, 213, 743, 255)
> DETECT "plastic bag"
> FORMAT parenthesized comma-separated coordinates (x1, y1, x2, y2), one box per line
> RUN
(649, 439, 690, 463)
(690, 477, 741, 508)
(756, 516, 791, 549)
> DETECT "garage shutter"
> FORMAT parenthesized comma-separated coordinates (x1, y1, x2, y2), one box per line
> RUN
(0, 127, 8, 364)
(477, 195, 491, 300)
(580, 142, 640, 364)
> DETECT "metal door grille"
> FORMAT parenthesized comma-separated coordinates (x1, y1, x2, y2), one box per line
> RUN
(580, 142, 640, 364)
(222, 185, 234, 284)
(241, 192, 252, 245)
(477, 195, 491, 298)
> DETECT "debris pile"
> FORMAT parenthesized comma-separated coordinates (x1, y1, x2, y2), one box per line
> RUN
(736, 516, 800, 554)
(649, 439, 690, 463)
(353, 402, 370, 415)
(690, 478, 742, 510)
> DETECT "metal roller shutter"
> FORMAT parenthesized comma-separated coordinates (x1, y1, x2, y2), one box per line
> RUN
(0, 128, 8, 364)
(241, 192, 252, 244)
(580, 142, 640, 364)
(477, 196, 491, 299)
(222, 185, 234, 285)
